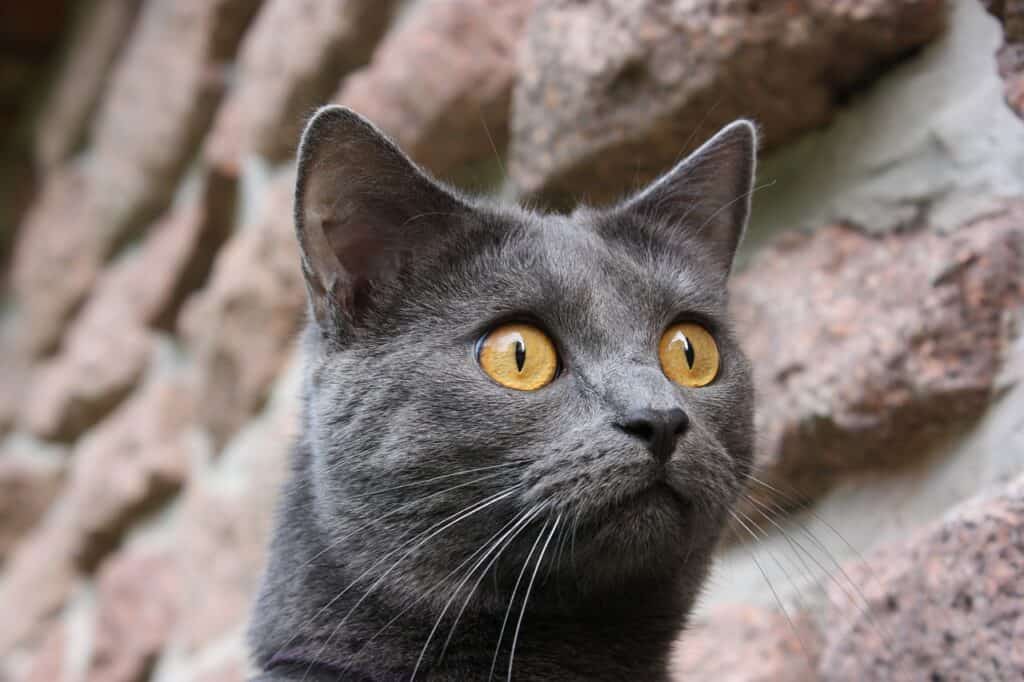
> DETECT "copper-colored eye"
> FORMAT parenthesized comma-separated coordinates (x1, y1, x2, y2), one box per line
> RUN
(659, 323, 720, 387)
(478, 323, 558, 391)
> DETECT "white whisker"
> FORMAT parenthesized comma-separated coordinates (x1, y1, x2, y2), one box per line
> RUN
(507, 515, 561, 682)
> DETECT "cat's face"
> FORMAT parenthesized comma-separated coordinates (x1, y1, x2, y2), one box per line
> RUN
(295, 107, 755, 614)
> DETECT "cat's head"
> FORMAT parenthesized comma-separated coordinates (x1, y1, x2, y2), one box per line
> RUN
(294, 106, 756, 613)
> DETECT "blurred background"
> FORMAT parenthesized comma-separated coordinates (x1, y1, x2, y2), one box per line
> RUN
(0, 0, 1022, 680)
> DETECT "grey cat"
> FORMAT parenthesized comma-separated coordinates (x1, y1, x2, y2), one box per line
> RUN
(249, 106, 757, 681)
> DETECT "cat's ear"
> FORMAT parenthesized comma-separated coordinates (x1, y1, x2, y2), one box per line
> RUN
(294, 105, 466, 334)
(618, 120, 757, 275)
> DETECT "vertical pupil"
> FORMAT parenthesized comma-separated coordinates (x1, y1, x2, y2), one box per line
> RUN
(681, 334, 695, 369)
(514, 339, 526, 372)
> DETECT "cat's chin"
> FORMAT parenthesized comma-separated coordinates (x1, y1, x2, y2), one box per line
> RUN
(556, 480, 719, 592)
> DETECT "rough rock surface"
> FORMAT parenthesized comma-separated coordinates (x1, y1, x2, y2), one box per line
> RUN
(509, 0, 947, 205)
(337, 0, 535, 178)
(732, 203, 1024, 507)
(66, 374, 195, 570)
(19, 168, 234, 442)
(0, 449, 65, 562)
(31, 0, 142, 170)
(11, 165, 107, 357)
(11, 0, 260, 357)
(175, 487, 262, 653)
(983, 0, 1024, 117)
(22, 624, 67, 682)
(86, 548, 180, 682)
(819, 473, 1024, 680)
(671, 605, 821, 682)
(180, 174, 304, 447)
(208, 0, 399, 166)
(21, 321, 154, 443)
(0, 518, 80, 655)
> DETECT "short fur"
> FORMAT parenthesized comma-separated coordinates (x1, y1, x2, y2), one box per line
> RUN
(249, 106, 757, 681)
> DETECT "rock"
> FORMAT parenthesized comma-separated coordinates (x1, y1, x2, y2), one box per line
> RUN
(11, 0, 261, 357)
(20, 321, 153, 443)
(0, 449, 65, 563)
(509, 0, 947, 206)
(32, 0, 142, 170)
(819, 473, 1024, 680)
(207, 0, 399, 167)
(0, 345, 23, 436)
(66, 375, 195, 570)
(671, 605, 821, 682)
(85, 548, 179, 682)
(732, 204, 1024, 508)
(88, 167, 239, 333)
(983, 0, 1024, 118)
(22, 624, 67, 682)
(174, 486, 271, 652)
(190, 659, 247, 682)
(10, 164, 107, 357)
(337, 0, 536, 178)
(179, 173, 304, 447)
(174, 400, 293, 650)
(18, 167, 235, 442)
(0, 517, 80, 656)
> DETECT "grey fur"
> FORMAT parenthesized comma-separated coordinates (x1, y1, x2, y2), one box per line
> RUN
(249, 106, 757, 681)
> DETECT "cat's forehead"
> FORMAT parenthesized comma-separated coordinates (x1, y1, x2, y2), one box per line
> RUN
(463, 208, 729, 330)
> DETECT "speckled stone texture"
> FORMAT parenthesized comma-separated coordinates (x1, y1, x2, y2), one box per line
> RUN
(337, 0, 535, 179)
(983, 0, 1024, 117)
(10, 0, 261, 358)
(207, 0, 399, 166)
(731, 203, 1024, 508)
(179, 172, 304, 448)
(671, 605, 821, 682)
(509, 0, 946, 206)
(819, 473, 1024, 681)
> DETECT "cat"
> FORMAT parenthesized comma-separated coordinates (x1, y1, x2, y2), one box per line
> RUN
(248, 105, 757, 681)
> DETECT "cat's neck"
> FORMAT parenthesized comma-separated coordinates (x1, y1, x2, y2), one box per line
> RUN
(269, 565, 683, 681)
(251, 445, 688, 681)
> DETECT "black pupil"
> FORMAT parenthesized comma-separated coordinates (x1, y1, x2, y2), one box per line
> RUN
(515, 339, 526, 372)
(681, 334, 695, 369)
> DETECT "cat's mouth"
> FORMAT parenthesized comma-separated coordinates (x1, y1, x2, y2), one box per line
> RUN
(591, 479, 693, 526)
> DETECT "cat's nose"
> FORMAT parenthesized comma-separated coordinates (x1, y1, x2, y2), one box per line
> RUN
(616, 407, 689, 463)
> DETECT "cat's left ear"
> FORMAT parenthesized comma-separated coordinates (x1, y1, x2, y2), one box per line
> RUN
(617, 120, 757, 275)
(294, 105, 467, 336)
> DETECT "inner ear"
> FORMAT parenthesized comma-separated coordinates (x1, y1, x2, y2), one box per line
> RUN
(294, 106, 467, 334)
(615, 120, 758, 276)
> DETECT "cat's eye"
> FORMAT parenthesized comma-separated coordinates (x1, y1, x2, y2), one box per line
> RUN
(477, 323, 558, 391)
(659, 323, 720, 387)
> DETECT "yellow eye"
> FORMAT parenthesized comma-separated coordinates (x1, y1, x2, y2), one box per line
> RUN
(659, 323, 720, 387)
(478, 323, 558, 391)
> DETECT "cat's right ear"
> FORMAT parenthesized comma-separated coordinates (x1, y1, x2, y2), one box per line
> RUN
(294, 106, 466, 337)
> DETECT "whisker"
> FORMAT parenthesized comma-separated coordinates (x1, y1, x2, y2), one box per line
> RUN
(438, 505, 547, 664)
(265, 468, 522, 607)
(732, 508, 817, 622)
(345, 462, 524, 502)
(507, 515, 561, 682)
(745, 474, 886, 595)
(489, 518, 551, 681)
(298, 486, 522, 679)
(410, 505, 545, 680)
(742, 493, 894, 649)
(728, 510, 816, 678)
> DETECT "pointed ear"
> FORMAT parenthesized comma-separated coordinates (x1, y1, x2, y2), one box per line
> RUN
(294, 105, 466, 334)
(618, 120, 757, 275)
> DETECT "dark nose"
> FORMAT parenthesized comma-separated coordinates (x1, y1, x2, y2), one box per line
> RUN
(616, 408, 689, 463)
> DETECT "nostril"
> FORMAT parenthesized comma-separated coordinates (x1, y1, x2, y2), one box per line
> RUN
(618, 418, 655, 443)
(672, 409, 689, 435)
(616, 408, 689, 463)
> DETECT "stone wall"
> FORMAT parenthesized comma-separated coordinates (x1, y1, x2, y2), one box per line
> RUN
(0, 1, 1021, 680)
